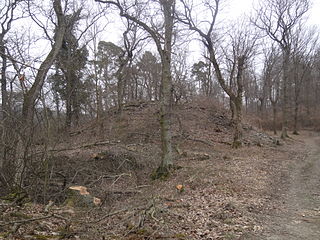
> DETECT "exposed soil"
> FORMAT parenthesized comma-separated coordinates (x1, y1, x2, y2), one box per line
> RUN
(251, 131, 320, 240)
(1, 100, 320, 239)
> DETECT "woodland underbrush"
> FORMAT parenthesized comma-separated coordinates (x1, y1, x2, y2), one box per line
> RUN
(0, 98, 311, 239)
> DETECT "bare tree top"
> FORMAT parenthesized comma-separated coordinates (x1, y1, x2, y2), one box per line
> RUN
(252, 0, 310, 50)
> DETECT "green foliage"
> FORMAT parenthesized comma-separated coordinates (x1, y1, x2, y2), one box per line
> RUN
(95, 41, 123, 77)
(191, 60, 215, 96)
(136, 51, 162, 99)
(192, 60, 210, 81)
(48, 70, 91, 107)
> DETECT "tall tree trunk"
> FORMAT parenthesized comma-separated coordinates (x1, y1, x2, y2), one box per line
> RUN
(293, 97, 299, 135)
(0, 43, 8, 123)
(230, 98, 235, 122)
(281, 51, 290, 139)
(232, 97, 243, 148)
(97, 0, 175, 178)
(155, 0, 174, 177)
(96, 86, 104, 132)
(64, 69, 80, 128)
(116, 61, 127, 114)
(232, 56, 245, 148)
(16, 0, 66, 186)
(55, 95, 61, 123)
(157, 60, 173, 176)
(0, 40, 11, 185)
(272, 102, 277, 135)
(0, 43, 7, 164)
(71, 75, 80, 126)
(260, 98, 266, 118)
(305, 76, 311, 124)
(65, 71, 72, 129)
(117, 76, 124, 113)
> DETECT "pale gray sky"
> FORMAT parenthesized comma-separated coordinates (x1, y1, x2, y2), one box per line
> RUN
(9, 0, 320, 70)
(185, 0, 320, 63)
(228, 0, 319, 25)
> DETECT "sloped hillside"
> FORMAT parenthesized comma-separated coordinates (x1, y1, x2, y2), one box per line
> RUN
(1, 98, 298, 240)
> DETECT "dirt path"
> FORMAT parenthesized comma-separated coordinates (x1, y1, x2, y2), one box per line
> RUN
(258, 133, 320, 239)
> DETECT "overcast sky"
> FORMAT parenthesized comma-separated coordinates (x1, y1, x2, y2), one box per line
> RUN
(182, 0, 320, 63)
(9, 0, 320, 70)
(228, 0, 320, 25)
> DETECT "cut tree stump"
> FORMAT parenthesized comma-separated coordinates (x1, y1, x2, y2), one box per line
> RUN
(65, 186, 101, 208)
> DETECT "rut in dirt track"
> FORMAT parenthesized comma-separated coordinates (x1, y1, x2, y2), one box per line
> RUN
(260, 133, 320, 240)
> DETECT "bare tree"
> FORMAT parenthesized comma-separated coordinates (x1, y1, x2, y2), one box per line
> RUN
(96, 0, 175, 177)
(172, 50, 191, 104)
(261, 45, 282, 134)
(0, 0, 21, 122)
(14, 0, 67, 186)
(178, 0, 257, 147)
(22, 0, 67, 127)
(55, 7, 85, 129)
(289, 27, 318, 134)
(0, 0, 23, 190)
(116, 20, 146, 114)
(86, 21, 108, 131)
(227, 26, 257, 147)
(308, 49, 320, 123)
(252, 0, 310, 138)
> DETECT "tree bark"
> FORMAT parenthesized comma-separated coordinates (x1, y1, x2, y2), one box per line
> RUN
(293, 99, 299, 135)
(71, 76, 80, 127)
(233, 97, 243, 148)
(65, 70, 72, 129)
(116, 59, 128, 114)
(95, 0, 175, 178)
(232, 56, 245, 148)
(281, 50, 290, 139)
(271, 101, 277, 135)
(229, 98, 235, 122)
(0, 43, 8, 123)
(0, 41, 9, 173)
(156, 0, 174, 176)
(16, 0, 66, 186)
(157, 59, 173, 175)
(22, 0, 66, 125)
(0, 0, 21, 189)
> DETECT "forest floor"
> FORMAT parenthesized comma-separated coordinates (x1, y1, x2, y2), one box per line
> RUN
(249, 131, 320, 240)
(1, 99, 320, 239)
